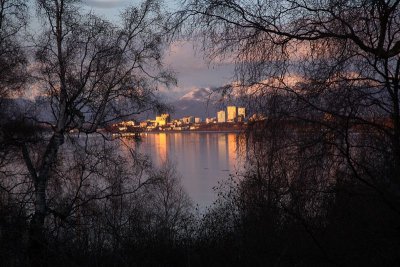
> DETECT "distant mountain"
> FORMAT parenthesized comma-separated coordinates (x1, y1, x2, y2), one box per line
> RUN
(179, 88, 213, 101)
(171, 88, 221, 120)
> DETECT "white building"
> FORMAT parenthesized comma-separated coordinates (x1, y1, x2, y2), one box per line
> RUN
(238, 107, 246, 118)
(227, 106, 237, 122)
(217, 110, 226, 123)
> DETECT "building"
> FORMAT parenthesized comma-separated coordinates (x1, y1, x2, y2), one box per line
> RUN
(217, 110, 226, 123)
(227, 106, 237, 122)
(182, 116, 195, 124)
(155, 114, 170, 126)
(237, 107, 246, 122)
(205, 117, 216, 124)
(195, 117, 202, 123)
(238, 107, 246, 118)
(182, 117, 188, 124)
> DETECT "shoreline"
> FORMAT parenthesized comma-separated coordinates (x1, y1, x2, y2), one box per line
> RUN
(111, 130, 244, 137)
(142, 129, 244, 134)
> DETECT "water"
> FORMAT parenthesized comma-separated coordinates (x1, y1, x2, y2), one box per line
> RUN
(123, 132, 246, 208)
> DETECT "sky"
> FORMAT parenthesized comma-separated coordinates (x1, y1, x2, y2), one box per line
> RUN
(80, 0, 235, 100)
(24, 0, 234, 100)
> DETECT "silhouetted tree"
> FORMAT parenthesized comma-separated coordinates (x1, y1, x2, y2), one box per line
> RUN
(178, 0, 400, 195)
(175, 0, 400, 265)
(0, 0, 177, 266)
(0, 0, 26, 102)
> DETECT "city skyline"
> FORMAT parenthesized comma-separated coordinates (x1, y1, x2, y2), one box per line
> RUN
(112, 105, 247, 132)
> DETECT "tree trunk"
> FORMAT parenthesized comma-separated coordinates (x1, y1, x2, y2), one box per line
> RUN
(28, 133, 64, 267)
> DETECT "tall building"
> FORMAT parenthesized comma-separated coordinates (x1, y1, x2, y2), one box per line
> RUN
(237, 107, 246, 122)
(227, 106, 237, 122)
(155, 114, 170, 126)
(217, 110, 226, 123)
(238, 107, 246, 118)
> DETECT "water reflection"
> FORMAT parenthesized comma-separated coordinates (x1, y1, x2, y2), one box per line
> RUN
(122, 132, 245, 207)
(156, 132, 167, 163)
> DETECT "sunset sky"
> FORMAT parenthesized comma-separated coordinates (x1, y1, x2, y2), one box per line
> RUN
(80, 0, 235, 100)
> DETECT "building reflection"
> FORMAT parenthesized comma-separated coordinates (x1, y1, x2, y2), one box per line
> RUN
(217, 134, 228, 167)
(156, 133, 167, 164)
(227, 133, 237, 169)
(115, 132, 246, 207)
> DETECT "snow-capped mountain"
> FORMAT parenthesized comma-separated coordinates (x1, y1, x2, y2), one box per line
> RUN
(179, 88, 213, 101)
(171, 88, 221, 119)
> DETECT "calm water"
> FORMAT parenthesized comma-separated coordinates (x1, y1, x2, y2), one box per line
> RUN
(128, 132, 246, 207)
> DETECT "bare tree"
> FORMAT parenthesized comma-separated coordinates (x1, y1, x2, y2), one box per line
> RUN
(145, 161, 193, 242)
(177, 0, 400, 211)
(173, 0, 400, 264)
(0, 0, 27, 148)
(0, 3, 29, 263)
(4, 0, 177, 265)
(0, 0, 26, 102)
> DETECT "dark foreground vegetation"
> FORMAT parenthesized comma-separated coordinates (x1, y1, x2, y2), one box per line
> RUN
(1, 121, 399, 267)
(1, 0, 400, 266)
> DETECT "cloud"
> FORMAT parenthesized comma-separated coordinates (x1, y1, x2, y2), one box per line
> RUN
(164, 41, 235, 98)
(83, 0, 127, 8)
